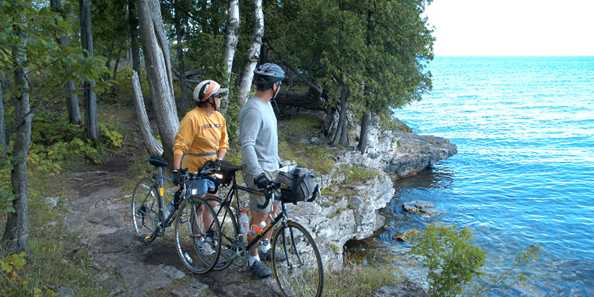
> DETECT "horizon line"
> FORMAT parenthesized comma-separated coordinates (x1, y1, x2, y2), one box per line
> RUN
(434, 55, 594, 58)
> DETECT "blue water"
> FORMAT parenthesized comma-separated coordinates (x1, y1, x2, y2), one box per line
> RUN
(386, 57, 594, 296)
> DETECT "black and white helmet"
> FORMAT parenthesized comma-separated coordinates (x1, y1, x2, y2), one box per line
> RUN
(254, 63, 285, 86)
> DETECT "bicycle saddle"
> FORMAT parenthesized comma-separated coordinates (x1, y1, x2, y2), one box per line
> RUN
(148, 155, 168, 168)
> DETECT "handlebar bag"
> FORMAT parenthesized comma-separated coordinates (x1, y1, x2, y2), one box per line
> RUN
(277, 167, 319, 204)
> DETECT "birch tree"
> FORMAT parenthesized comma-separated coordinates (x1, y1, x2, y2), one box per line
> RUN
(137, 0, 179, 161)
(238, 0, 263, 105)
(221, 0, 239, 114)
(80, 0, 99, 140)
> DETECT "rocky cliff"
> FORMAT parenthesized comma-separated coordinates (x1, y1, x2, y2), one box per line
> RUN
(287, 114, 457, 269)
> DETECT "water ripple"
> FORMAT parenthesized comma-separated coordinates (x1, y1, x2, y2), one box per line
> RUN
(386, 57, 594, 296)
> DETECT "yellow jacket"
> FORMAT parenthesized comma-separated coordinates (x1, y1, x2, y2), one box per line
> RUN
(173, 108, 229, 172)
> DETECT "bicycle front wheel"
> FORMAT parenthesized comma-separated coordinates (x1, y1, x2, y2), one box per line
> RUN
(175, 197, 222, 274)
(131, 177, 160, 243)
(272, 220, 324, 297)
(211, 201, 241, 270)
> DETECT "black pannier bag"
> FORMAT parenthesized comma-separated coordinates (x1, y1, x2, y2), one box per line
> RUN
(277, 167, 320, 204)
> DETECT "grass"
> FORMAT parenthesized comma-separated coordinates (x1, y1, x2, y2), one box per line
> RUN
(320, 165, 380, 198)
(324, 265, 401, 297)
(277, 115, 337, 175)
(279, 140, 336, 175)
(341, 165, 380, 185)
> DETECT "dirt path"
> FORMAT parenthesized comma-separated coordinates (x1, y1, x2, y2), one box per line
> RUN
(63, 156, 282, 297)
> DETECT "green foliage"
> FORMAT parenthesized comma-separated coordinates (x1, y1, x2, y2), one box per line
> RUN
(379, 112, 413, 133)
(28, 114, 124, 173)
(0, 159, 14, 213)
(324, 265, 400, 297)
(265, 0, 434, 116)
(100, 124, 123, 149)
(412, 224, 486, 297)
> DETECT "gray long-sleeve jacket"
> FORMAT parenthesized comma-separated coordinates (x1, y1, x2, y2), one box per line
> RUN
(239, 96, 280, 176)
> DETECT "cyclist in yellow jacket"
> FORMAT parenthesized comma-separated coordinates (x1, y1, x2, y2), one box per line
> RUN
(172, 79, 229, 172)
(171, 79, 228, 256)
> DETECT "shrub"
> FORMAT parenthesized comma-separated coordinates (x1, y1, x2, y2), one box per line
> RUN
(27, 114, 125, 173)
(412, 224, 486, 297)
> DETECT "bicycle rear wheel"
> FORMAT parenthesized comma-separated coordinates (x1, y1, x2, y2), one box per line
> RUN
(272, 220, 324, 297)
(175, 197, 222, 274)
(131, 177, 160, 243)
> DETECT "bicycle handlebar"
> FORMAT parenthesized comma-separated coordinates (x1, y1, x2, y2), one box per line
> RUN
(256, 182, 281, 210)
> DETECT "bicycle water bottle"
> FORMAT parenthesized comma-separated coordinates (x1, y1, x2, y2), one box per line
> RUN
(248, 221, 266, 242)
(239, 208, 250, 245)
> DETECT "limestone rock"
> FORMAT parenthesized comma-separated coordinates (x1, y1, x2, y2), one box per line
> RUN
(338, 114, 457, 178)
(402, 200, 439, 217)
(287, 171, 395, 269)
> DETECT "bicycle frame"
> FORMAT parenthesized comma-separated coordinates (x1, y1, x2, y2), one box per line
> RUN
(216, 172, 289, 252)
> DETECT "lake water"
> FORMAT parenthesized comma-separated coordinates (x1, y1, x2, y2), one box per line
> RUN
(382, 57, 594, 296)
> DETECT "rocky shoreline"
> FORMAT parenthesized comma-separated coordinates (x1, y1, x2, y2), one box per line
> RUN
(288, 114, 458, 270)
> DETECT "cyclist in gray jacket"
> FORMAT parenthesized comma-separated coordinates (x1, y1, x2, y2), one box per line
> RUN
(239, 63, 285, 278)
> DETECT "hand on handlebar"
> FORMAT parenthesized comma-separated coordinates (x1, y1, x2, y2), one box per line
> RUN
(254, 173, 272, 189)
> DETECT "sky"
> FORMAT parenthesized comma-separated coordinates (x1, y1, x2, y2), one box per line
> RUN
(426, 0, 594, 56)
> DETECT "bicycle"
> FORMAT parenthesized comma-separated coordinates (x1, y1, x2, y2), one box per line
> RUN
(207, 162, 324, 297)
(130, 155, 223, 274)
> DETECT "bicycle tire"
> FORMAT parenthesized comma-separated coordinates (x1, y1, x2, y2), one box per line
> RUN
(131, 177, 161, 243)
(272, 220, 324, 297)
(209, 200, 241, 271)
(175, 197, 222, 274)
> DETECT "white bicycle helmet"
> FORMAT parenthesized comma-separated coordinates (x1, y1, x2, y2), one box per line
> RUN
(193, 80, 227, 103)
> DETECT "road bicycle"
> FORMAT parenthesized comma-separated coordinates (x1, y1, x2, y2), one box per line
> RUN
(130, 156, 223, 274)
(207, 162, 324, 297)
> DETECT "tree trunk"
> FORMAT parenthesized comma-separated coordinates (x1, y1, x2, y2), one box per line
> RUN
(358, 111, 371, 153)
(80, 0, 99, 140)
(51, 0, 81, 125)
(128, 0, 141, 74)
(0, 79, 6, 158)
(220, 0, 239, 114)
(238, 0, 263, 105)
(331, 84, 349, 146)
(173, 2, 191, 113)
(138, 0, 179, 162)
(3, 26, 31, 252)
(112, 47, 122, 81)
(131, 71, 163, 156)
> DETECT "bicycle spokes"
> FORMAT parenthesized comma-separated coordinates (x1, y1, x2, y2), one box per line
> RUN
(272, 222, 323, 297)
